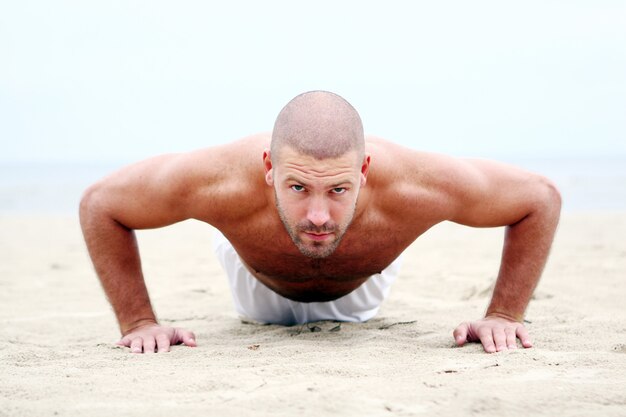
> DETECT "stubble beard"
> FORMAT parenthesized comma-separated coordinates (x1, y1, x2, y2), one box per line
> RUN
(275, 191, 356, 259)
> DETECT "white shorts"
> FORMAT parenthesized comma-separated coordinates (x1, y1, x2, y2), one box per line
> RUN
(213, 231, 402, 325)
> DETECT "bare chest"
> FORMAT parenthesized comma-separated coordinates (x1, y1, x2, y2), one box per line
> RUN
(221, 221, 415, 302)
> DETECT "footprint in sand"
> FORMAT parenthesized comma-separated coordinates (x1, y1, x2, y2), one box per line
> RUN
(612, 344, 626, 353)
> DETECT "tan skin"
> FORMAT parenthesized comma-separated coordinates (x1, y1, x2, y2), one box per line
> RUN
(80, 133, 561, 354)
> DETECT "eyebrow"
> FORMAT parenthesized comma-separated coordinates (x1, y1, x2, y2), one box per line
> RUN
(284, 175, 354, 188)
(284, 175, 307, 185)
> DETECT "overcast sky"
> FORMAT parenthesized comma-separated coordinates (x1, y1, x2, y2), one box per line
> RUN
(1, 1, 625, 163)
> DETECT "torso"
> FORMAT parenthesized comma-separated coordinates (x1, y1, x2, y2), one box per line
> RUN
(222, 210, 422, 302)
(197, 134, 443, 302)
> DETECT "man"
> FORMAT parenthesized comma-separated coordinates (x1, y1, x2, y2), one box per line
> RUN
(80, 91, 561, 354)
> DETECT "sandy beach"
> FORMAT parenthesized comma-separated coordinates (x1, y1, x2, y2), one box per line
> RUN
(1, 212, 625, 416)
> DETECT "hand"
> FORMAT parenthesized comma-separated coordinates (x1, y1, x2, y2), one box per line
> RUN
(116, 323, 197, 354)
(453, 316, 532, 353)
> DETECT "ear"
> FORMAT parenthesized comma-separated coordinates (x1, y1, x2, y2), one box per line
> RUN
(263, 149, 274, 186)
(359, 154, 371, 187)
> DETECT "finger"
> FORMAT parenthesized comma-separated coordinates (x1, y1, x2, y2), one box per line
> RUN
(143, 335, 156, 354)
(452, 323, 468, 346)
(156, 334, 171, 353)
(478, 328, 497, 353)
(492, 327, 507, 352)
(177, 329, 197, 347)
(130, 337, 144, 354)
(516, 325, 533, 348)
(116, 337, 130, 347)
(505, 327, 517, 349)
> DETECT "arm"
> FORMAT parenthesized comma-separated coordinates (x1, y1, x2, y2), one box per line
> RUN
(80, 154, 201, 352)
(442, 158, 561, 352)
(79, 141, 256, 353)
(378, 144, 562, 353)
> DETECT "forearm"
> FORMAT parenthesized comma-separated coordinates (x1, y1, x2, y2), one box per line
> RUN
(486, 196, 561, 322)
(80, 198, 157, 335)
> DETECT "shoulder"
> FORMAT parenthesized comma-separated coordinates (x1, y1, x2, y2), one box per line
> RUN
(173, 133, 272, 224)
(365, 135, 475, 183)
(363, 136, 467, 223)
(363, 136, 527, 226)
(363, 135, 558, 227)
(92, 133, 272, 229)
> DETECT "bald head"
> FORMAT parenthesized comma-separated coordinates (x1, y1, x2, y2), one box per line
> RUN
(271, 91, 365, 163)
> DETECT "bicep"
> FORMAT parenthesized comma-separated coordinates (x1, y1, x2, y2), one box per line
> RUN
(444, 158, 556, 228)
(370, 140, 559, 231)
(82, 136, 270, 231)
(81, 154, 189, 229)
(82, 152, 226, 230)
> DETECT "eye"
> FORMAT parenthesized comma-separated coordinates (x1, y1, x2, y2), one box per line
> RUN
(291, 185, 305, 192)
(331, 187, 347, 194)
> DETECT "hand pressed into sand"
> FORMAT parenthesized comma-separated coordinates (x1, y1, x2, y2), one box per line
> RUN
(116, 323, 197, 354)
(453, 316, 532, 353)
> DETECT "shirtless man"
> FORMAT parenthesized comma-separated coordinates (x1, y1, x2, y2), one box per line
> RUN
(80, 91, 561, 354)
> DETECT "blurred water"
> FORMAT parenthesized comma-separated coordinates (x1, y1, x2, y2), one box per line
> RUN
(0, 161, 126, 215)
(0, 157, 625, 215)
(500, 156, 626, 211)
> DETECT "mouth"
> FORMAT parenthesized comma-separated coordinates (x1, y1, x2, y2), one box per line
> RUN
(302, 232, 333, 242)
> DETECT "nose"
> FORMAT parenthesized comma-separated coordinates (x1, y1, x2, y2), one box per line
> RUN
(307, 196, 331, 227)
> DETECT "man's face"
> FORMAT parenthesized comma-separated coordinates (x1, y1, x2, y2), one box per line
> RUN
(265, 146, 369, 259)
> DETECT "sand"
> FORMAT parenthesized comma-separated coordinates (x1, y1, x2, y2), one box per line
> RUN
(1, 212, 625, 416)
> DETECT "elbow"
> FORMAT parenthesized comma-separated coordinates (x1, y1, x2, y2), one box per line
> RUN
(535, 175, 562, 219)
(79, 182, 106, 226)
(544, 176, 562, 212)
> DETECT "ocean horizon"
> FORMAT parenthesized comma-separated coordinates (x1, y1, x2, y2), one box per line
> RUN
(1, 156, 625, 215)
